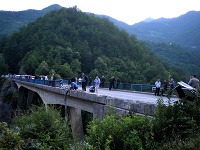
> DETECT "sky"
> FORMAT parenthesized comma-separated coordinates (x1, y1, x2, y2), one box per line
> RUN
(0, 0, 200, 25)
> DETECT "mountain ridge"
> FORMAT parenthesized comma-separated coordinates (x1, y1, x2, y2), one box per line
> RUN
(0, 4, 62, 39)
(100, 10, 200, 49)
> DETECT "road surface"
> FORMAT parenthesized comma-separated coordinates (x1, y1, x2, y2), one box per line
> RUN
(83, 87, 179, 105)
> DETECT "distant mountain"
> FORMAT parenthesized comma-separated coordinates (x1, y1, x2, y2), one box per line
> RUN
(0, 4, 62, 38)
(100, 11, 200, 49)
(143, 17, 154, 23)
(130, 11, 200, 49)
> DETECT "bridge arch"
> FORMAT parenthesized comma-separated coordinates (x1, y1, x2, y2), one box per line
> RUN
(17, 86, 43, 110)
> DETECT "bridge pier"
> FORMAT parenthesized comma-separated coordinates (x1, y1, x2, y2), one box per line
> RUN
(27, 90, 34, 109)
(18, 87, 35, 110)
(18, 87, 27, 109)
(69, 107, 84, 141)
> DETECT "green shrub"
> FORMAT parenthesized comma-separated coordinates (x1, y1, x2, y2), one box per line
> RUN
(152, 97, 200, 143)
(85, 114, 151, 150)
(13, 106, 73, 149)
(0, 122, 21, 149)
(160, 134, 200, 150)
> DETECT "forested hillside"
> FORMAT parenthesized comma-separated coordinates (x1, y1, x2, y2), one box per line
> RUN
(99, 12, 200, 76)
(0, 7, 185, 83)
(0, 4, 62, 39)
(145, 41, 200, 76)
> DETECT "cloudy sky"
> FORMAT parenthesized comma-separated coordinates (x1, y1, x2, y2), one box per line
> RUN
(0, 0, 200, 25)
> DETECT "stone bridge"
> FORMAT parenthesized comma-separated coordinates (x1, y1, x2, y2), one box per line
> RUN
(13, 79, 156, 141)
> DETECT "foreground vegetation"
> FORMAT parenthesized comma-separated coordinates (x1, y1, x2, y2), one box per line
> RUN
(0, 106, 73, 149)
(1, 89, 200, 149)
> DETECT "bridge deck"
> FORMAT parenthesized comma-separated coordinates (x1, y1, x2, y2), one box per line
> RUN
(68, 86, 179, 105)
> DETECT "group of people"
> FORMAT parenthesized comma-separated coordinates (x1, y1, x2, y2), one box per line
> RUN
(155, 75, 200, 96)
(69, 73, 104, 93)
(69, 73, 121, 93)
(154, 78, 175, 96)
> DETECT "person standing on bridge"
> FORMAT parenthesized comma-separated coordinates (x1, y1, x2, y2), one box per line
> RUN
(188, 75, 200, 88)
(81, 73, 88, 91)
(52, 73, 56, 87)
(100, 75, 105, 88)
(168, 78, 175, 96)
(94, 76, 100, 93)
(161, 79, 168, 96)
(155, 79, 161, 96)
(109, 76, 116, 91)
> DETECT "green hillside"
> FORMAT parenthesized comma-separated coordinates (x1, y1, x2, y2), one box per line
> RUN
(0, 7, 185, 83)
(145, 41, 200, 76)
(0, 4, 62, 39)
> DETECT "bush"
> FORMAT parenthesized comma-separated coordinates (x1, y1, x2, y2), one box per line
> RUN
(13, 106, 73, 149)
(152, 96, 200, 144)
(160, 134, 200, 150)
(85, 114, 151, 150)
(0, 122, 21, 149)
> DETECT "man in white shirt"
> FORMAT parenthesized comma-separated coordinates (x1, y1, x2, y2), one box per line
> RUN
(155, 79, 161, 96)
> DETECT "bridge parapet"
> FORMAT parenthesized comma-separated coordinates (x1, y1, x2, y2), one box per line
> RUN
(69, 89, 156, 116)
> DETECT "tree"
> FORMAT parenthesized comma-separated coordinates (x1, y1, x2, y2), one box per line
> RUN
(89, 69, 100, 79)
(35, 61, 49, 76)
(0, 54, 8, 75)
(56, 63, 73, 79)
(70, 59, 81, 76)
(22, 53, 39, 75)
(94, 57, 108, 74)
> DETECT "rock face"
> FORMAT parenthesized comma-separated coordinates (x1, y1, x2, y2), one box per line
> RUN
(0, 103, 12, 123)
(0, 78, 18, 123)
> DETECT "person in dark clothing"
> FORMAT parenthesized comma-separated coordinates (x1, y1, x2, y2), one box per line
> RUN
(71, 77, 76, 83)
(161, 79, 168, 96)
(109, 76, 116, 91)
(52, 74, 56, 87)
(89, 77, 92, 86)
(115, 78, 120, 89)
(101, 75, 105, 88)
(81, 73, 88, 91)
(168, 78, 175, 96)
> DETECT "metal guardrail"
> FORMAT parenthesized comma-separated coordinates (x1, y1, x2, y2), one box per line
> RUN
(12, 77, 155, 93)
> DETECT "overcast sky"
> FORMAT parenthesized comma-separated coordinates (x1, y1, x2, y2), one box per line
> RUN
(0, 0, 200, 25)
